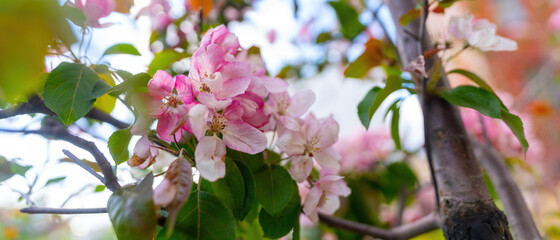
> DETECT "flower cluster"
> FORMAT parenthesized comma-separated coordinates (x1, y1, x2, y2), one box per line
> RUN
(128, 25, 350, 221)
(69, 0, 115, 28)
(334, 128, 394, 174)
(449, 13, 517, 51)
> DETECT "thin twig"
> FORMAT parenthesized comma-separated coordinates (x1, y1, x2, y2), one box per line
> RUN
(319, 212, 439, 240)
(63, 150, 105, 184)
(20, 207, 107, 214)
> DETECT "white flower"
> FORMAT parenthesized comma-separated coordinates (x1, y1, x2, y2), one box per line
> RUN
(449, 13, 517, 51)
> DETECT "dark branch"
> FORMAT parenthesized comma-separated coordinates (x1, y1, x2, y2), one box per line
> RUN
(63, 150, 105, 184)
(0, 94, 129, 129)
(318, 212, 439, 240)
(0, 126, 121, 192)
(472, 139, 542, 240)
(20, 206, 107, 214)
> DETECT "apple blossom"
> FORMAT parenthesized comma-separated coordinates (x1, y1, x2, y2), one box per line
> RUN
(303, 169, 351, 223)
(449, 13, 517, 51)
(264, 90, 315, 132)
(127, 135, 159, 169)
(70, 0, 115, 28)
(276, 114, 340, 182)
(200, 25, 241, 55)
(132, 70, 194, 141)
(189, 104, 267, 181)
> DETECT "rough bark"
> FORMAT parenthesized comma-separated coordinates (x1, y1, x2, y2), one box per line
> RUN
(384, 0, 513, 239)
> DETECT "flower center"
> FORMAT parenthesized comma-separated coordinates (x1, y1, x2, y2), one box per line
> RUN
(162, 94, 182, 108)
(209, 115, 227, 133)
(276, 95, 289, 115)
(304, 136, 320, 157)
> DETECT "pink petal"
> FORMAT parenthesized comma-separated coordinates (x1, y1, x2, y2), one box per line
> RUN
(131, 93, 165, 118)
(157, 112, 183, 142)
(316, 117, 339, 148)
(278, 115, 301, 131)
(263, 77, 288, 93)
(224, 101, 244, 120)
(303, 186, 322, 223)
(133, 135, 152, 160)
(287, 90, 315, 117)
(221, 121, 267, 154)
(174, 75, 194, 104)
(148, 70, 174, 99)
(289, 155, 314, 183)
(195, 136, 226, 181)
(197, 92, 232, 109)
(276, 131, 306, 156)
(318, 194, 340, 215)
(188, 104, 209, 139)
(314, 147, 341, 170)
(215, 62, 251, 98)
(130, 116, 155, 135)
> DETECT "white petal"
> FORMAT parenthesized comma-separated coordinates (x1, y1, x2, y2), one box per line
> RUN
(319, 194, 340, 215)
(303, 186, 322, 219)
(288, 155, 314, 183)
(222, 121, 267, 154)
(188, 104, 209, 139)
(194, 136, 226, 181)
(314, 147, 341, 170)
(287, 90, 315, 117)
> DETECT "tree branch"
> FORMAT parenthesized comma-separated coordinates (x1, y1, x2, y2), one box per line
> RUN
(20, 206, 107, 214)
(62, 150, 105, 184)
(319, 212, 439, 240)
(0, 126, 121, 192)
(0, 94, 129, 129)
(472, 139, 542, 240)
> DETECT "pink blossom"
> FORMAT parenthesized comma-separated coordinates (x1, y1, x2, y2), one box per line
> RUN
(127, 135, 159, 169)
(200, 25, 241, 55)
(448, 13, 517, 51)
(225, 92, 270, 128)
(303, 169, 351, 223)
(334, 128, 394, 174)
(132, 70, 194, 141)
(189, 104, 267, 181)
(276, 114, 340, 182)
(71, 0, 116, 28)
(264, 90, 315, 133)
(137, 0, 173, 30)
(549, 9, 560, 31)
(189, 44, 252, 108)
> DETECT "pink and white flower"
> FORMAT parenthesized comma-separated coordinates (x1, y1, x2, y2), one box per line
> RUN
(127, 135, 159, 169)
(189, 104, 267, 181)
(264, 90, 315, 133)
(303, 169, 351, 223)
(449, 13, 517, 51)
(132, 70, 194, 141)
(200, 25, 241, 56)
(276, 114, 340, 182)
(70, 0, 115, 28)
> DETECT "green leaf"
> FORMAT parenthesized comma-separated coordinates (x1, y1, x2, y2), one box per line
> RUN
(169, 191, 235, 240)
(108, 73, 151, 97)
(439, 86, 501, 118)
(437, 0, 459, 8)
(61, 4, 86, 27)
(390, 105, 402, 150)
(501, 110, 529, 155)
(10, 162, 31, 176)
(92, 64, 117, 114)
(235, 160, 256, 221)
(345, 39, 385, 78)
(107, 173, 157, 240)
(95, 185, 106, 192)
(357, 87, 381, 129)
(45, 176, 66, 186)
(447, 69, 495, 94)
(212, 158, 247, 220)
(259, 183, 300, 238)
(328, 1, 366, 40)
(0, 156, 15, 182)
(148, 50, 183, 75)
(227, 150, 264, 174)
(254, 165, 295, 216)
(399, 8, 421, 26)
(43, 63, 110, 125)
(114, 70, 133, 80)
(102, 43, 141, 57)
(108, 129, 132, 165)
(368, 75, 403, 121)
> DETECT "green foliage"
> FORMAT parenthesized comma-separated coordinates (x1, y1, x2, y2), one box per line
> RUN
(227, 150, 265, 173)
(0, 0, 75, 102)
(388, 101, 402, 150)
(439, 85, 502, 118)
(167, 191, 236, 240)
(107, 173, 157, 240)
(345, 39, 385, 78)
(0, 156, 14, 182)
(437, 0, 459, 8)
(43, 63, 110, 125)
(357, 87, 381, 129)
(10, 162, 32, 176)
(368, 75, 403, 122)
(92, 64, 117, 114)
(328, 1, 366, 40)
(258, 183, 300, 238)
(102, 43, 142, 57)
(108, 73, 152, 97)
(108, 129, 133, 165)
(235, 160, 256, 220)
(254, 165, 295, 216)
(211, 158, 254, 221)
(148, 50, 185, 75)
(45, 176, 66, 186)
(399, 8, 421, 26)
(95, 185, 106, 192)
(61, 4, 86, 28)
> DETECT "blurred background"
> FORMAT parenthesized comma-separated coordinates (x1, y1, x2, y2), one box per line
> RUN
(1, 0, 559, 239)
